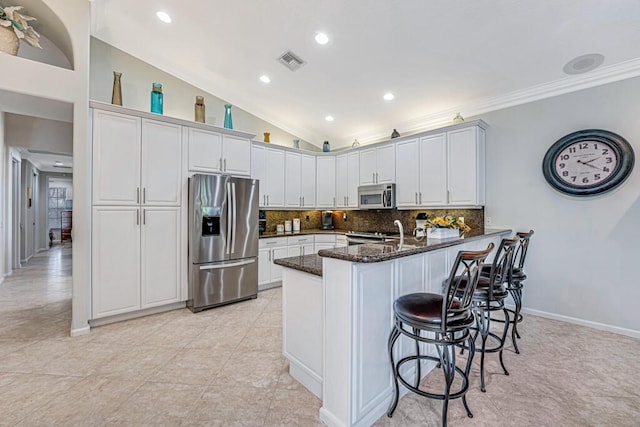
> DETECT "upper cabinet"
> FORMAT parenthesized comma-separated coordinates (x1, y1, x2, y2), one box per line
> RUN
(285, 152, 316, 208)
(359, 144, 395, 185)
(336, 152, 360, 208)
(394, 123, 486, 208)
(92, 110, 182, 207)
(252, 145, 285, 208)
(187, 128, 251, 176)
(316, 156, 336, 208)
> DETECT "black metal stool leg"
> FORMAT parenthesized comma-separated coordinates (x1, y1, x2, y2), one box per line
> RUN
(478, 308, 489, 393)
(499, 307, 510, 376)
(510, 287, 522, 354)
(440, 337, 455, 427)
(413, 327, 421, 388)
(386, 325, 402, 417)
(462, 332, 475, 419)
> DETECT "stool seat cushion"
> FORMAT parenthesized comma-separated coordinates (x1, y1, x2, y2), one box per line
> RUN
(394, 292, 472, 328)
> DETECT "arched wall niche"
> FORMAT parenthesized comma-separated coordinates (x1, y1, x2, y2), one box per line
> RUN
(4, 0, 74, 68)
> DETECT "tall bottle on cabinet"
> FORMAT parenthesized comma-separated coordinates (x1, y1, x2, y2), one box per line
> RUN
(224, 104, 233, 129)
(150, 83, 163, 114)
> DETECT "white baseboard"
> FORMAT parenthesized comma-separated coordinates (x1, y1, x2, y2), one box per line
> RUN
(70, 325, 91, 337)
(88, 301, 186, 328)
(517, 306, 640, 339)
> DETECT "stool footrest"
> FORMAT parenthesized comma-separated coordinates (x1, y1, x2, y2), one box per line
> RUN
(395, 354, 470, 401)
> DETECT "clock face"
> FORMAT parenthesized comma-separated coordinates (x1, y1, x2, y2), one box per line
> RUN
(542, 129, 635, 196)
(554, 140, 618, 187)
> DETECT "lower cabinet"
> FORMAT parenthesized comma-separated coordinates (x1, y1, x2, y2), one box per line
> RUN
(92, 206, 181, 319)
(258, 237, 289, 288)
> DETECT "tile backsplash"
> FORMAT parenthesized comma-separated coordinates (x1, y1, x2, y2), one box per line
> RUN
(263, 208, 484, 234)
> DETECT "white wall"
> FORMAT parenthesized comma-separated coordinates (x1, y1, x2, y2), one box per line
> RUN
(0, 113, 4, 282)
(475, 76, 640, 335)
(5, 114, 73, 154)
(90, 37, 318, 152)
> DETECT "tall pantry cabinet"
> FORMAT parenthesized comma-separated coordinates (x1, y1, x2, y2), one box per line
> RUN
(91, 108, 182, 319)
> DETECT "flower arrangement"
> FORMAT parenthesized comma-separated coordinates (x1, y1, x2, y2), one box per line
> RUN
(0, 5, 41, 49)
(426, 215, 471, 232)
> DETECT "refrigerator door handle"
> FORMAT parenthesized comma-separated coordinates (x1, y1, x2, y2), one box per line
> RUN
(231, 182, 237, 253)
(226, 182, 232, 255)
(198, 258, 255, 270)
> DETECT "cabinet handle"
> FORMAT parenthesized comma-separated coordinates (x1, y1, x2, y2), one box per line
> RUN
(419, 192, 422, 204)
(372, 172, 375, 183)
(415, 192, 418, 204)
(224, 158, 227, 171)
(302, 196, 305, 206)
(344, 196, 347, 205)
(219, 158, 223, 170)
(268, 249, 272, 261)
(376, 172, 379, 183)
(143, 188, 146, 204)
(447, 190, 450, 203)
(302, 247, 305, 256)
(136, 209, 139, 225)
(267, 195, 269, 206)
(333, 196, 336, 206)
(143, 209, 146, 225)
(136, 187, 140, 204)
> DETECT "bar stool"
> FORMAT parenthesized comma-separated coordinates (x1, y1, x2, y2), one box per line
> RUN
(482, 230, 534, 354)
(462, 238, 518, 392)
(387, 243, 494, 427)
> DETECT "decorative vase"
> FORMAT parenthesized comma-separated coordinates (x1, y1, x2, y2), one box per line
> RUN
(292, 139, 300, 149)
(453, 112, 465, 124)
(352, 139, 360, 148)
(0, 26, 19, 56)
(323, 141, 330, 152)
(391, 129, 400, 139)
(427, 228, 460, 239)
(111, 72, 122, 106)
(194, 96, 205, 123)
(224, 104, 233, 129)
(263, 132, 270, 143)
(150, 83, 163, 114)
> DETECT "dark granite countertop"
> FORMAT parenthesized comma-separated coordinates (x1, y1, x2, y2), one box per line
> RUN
(260, 229, 349, 238)
(317, 228, 512, 264)
(273, 254, 324, 277)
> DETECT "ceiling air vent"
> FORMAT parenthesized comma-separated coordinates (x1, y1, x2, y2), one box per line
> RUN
(278, 50, 306, 71)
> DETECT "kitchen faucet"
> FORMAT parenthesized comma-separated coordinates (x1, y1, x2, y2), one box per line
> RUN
(394, 220, 404, 249)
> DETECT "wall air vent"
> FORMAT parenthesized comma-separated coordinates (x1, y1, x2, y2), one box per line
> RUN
(278, 50, 306, 71)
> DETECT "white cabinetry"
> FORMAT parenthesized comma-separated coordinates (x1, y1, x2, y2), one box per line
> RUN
(252, 145, 285, 208)
(316, 156, 336, 208)
(336, 152, 359, 208)
(285, 152, 316, 208)
(314, 234, 337, 252)
(187, 127, 251, 176)
(91, 108, 182, 320)
(287, 235, 315, 257)
(394, 123, 486, 207)
(258, 237, 288, 288)
(359, 144, 395, 185)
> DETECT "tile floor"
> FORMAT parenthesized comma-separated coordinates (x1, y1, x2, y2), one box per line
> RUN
(1, 244, 639, 426)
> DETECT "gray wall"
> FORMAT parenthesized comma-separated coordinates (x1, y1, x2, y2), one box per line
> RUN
(5, 114, 73, 155)
(90, 37, 318, 151)
(474, 76, 640, 334)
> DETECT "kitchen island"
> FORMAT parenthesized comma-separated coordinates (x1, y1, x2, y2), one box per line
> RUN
(274, 228, 511, 427)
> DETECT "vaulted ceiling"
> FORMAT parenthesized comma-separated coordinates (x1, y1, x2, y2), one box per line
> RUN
(91, 0, 640, 149)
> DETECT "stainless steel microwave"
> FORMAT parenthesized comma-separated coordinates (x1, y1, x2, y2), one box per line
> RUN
(358, 183, 396, 209)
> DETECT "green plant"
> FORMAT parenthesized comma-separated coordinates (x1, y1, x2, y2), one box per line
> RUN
(0, 5, 41, 48)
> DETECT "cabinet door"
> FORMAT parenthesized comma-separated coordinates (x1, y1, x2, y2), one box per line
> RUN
(376, 145, 396, 184)
(187, 127, 222, 172)
(270, 246, 289, 282)
(285, 152, 302, 208)
(335, 154, 349, 208)
(395, 139, 420, 207)
(347, 152, 360, 207)
(359, 149, 377, 185)
(287, 245, 302, 257)
(448, 127, 478, 205)
(300, 154, 316, 207)
(317, 156, 336, 208)
(222, 135, 251, 176)
(419, 134, 447, 205)
(301, 243, 315, 256)
(141, 119, 182, 206)
(258, 248, 272, 286)
(265, 149, 285, 207)
(314, 243, 334, 253)
(92, 110, 141, 206)
(251, 145, 267, 207)
(141, 207, 181, 308)
(92, 207, 140, 318)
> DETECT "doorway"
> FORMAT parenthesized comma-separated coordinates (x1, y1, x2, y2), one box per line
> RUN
(11, 157, 20, 270)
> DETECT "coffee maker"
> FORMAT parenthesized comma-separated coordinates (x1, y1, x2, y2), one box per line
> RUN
(320, 210, 335, 230)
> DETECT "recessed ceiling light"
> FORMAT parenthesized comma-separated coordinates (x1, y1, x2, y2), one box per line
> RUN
(259, 75, 271, 84)
(325, 115, 334, 122)
(383, 93, 395, 101)
(563, 53, 604, 75)
(156, 11, 172, 24)
(315, 32, 329, 45)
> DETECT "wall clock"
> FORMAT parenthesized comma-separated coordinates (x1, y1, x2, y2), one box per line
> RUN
(542, 129, 635, 196)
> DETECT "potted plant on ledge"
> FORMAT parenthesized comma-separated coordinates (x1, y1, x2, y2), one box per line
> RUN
(420, 215, 471, 240)
(0, 5, 41, 56)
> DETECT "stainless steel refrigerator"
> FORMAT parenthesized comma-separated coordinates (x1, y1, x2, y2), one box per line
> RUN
(188, 174, 259, 312)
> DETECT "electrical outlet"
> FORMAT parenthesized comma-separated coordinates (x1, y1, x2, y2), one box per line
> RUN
(343, 213, 348, 221)
(485, 217, 493, 226)
(305, 215, 310, 221)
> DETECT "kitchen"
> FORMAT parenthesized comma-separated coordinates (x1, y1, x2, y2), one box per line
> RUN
(1, 1, 640, 426)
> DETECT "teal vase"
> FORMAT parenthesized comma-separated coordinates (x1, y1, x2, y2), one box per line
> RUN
(150, 83, 163, 114)
(224, 104, 233, 129)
